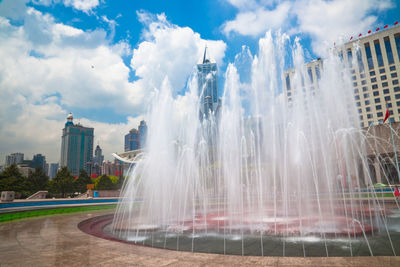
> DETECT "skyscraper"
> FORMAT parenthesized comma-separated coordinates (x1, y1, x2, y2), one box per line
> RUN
(124, 120, 148, 152)
(5, 153, 24, 167)
(93, 145, 104, 166)
(60, 113, 94, 176)
(197, 46, 220, 120)
(124, 128, 139, 152)
(48, 163, 59, 179)
(31, 154, 46, 170)
(138, 120, 147, 149)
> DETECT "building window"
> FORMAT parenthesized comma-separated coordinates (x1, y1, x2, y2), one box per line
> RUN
(372, 84, 378, 89)
(352, 75, 357, 80)
(359, 115, 363, 120)
(381, 75, 387, 80)
(394, 86, 400, 92)
(361, 80, 367, 85)
(355, 95, 360, 100)
(287, 92, 291, 96)
(362, 86, 368, 91)
(374, 40, 384, 67)
(365, 100, 370, 105)
(382, 82, 388, 87)
(356, 102, 361, 106)
(371, 77, 377, 82)
(396, 94, 400, 99)
(392, 73, 398, 78)
(365, 43, 374, 69)
(377, 112, 383, 117)
(351, 69, 355, 74)
(379, 68, 385, 74)
(395, 33, 400, 61)
(390, 65, 396, 71)
(376, 104, 382, 110)
(388, 103, 392, 108)
(354, 89, 359, 93)
(383, 89, 389, 94)
(397, 101, 400, 106)
(358, 108, 362, 113)
(373, 91, 379, 96)
(363, 93, 369, 98)
(366, 106, 371, 112)
(353, 82, 357, 87)
(360, 122, 364, 127)
(360, 73, 365, 79)
(384, 37, 394, 64)
(393, 80, 399, 85)
(375, 98, 381, 103)
(385, 96, 391, 101)
(367, 114, 373, 119)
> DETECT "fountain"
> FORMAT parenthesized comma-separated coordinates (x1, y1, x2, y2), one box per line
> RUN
(108, 32, 400, 256)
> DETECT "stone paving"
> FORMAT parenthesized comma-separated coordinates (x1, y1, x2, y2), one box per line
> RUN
(0, 211, 399, 266)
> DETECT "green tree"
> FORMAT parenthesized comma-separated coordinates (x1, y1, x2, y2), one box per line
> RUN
(74, 169, 92, 193)
(0, 164, 28, 196)
(95, 175, 114, 190)
(27, 166, 49, 194)
(49, 167, 74, 198)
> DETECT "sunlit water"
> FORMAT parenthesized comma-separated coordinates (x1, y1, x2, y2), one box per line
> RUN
(111, 32, 400, 256)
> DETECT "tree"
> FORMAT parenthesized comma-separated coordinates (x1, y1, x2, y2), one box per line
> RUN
(74, 169, 92, 193)
(0, 164, 28, 196)
(95, 175, 114, 190)
(49, 167, 74, 198)
(27, 166, 49, 194)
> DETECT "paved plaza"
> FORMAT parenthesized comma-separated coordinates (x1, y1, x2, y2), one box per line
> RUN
(0, 210, 399, 266)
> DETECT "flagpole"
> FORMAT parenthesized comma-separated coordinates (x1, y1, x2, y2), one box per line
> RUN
(388, 119, 400, 183)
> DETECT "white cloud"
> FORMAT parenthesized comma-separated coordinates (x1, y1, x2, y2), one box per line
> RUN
(222, 2, 291, 37)
(293, 0, 393, 56)
(63, 0, 99, 13)
(132, 10, 227, 94)
(222, 0, 393, 56)
(0, 5, 226, 163)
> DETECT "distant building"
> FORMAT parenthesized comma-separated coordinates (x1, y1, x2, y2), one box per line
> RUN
(138, 120, 147, 149)
(124, 129, 139, 152)
(60, 113, 94, 176)
(197, 46, 220, 120)
(48, 163, 59, 179)
(5, 153, 24, 167)
(91, 144, 104, 177)
(124, 120, 148, 152)
(31, 154, 46, 170)
(17, 164, 34, 177)
(101, 160, 123, 177)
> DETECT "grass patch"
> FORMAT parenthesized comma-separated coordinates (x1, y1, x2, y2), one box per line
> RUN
(0, 204, 116, 223)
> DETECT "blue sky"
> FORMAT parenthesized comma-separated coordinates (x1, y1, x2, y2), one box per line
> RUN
(0, 0, 399, 163)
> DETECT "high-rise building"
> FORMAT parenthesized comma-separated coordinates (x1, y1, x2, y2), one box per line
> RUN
(5, 153, 24, 167)
(338, 24, 400, 127)
(197, 46, 220, 120)
(91, 144, 104, 177)
(60, 113, 94, 176)
(124, 128, 139, 152)
(284, 24, 400, 128)
(48, 163, 59, 179)
(138, 120, 147, 149)
(124, 120, 148, 152)
(31, 154, 46, 170)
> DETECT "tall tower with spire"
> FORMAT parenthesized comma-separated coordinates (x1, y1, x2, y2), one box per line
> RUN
(197, 46, 220, 120)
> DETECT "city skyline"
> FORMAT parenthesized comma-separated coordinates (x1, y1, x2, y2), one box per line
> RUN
(0, 0, 400, 163)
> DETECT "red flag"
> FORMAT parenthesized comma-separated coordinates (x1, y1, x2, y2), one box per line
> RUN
(376, 27, 380, 31)
(350, 36, 353, 40)
(384, 25, 388, 29)
(358, 33, 362, 37)
(395, 21, 399, 25)
(368, 30, 372, 34)
(383, 108, 390, 123)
